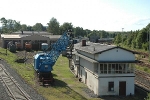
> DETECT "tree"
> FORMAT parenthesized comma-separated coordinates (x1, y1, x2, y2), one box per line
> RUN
(21, 24, 27, 31)
(0, 17, 7, 26)
(0, 17, 23, 33)
(145, 93, 150, 100)
(14, 21, 21, 31)
(27, 26, 33, 31)
(142, 42, 149, 50)
(88, 30, 98, 37)
(85, 29, 91, 37)
(114, 33, 122, 44)
(126, 31, 133, 47)
(136, 30, 145, 49)
(33, 23, 44, 31)
(74, 27, 86, 37)
(59, 22, 73, 34)
(100, 30, 109, 38)
(0, 17, 8, 33)
(0, 17, 19, 33)
(7, 19, 15, 33)
(47, 17, 59, 34)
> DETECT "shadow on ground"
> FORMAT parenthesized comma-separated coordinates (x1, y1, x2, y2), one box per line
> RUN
(52, 78, 88, 100)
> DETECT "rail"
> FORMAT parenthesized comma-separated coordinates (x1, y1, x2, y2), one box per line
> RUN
(0, 64, 32, 100)
(135, 69, 150, 92)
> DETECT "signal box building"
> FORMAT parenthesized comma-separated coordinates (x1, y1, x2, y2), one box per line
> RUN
(70, 41, 137, 96)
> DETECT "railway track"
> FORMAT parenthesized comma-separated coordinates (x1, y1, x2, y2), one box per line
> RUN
(135, 69, 150, 92)
(0, 64, 32, 100)
(137, 60, 150, 68)
(135, 69, 150, 79)
(134, 51, 149, 57)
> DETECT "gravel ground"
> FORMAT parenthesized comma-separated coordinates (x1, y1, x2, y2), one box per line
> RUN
(82, 86, 98, 98)
(0, 59, 46, 100)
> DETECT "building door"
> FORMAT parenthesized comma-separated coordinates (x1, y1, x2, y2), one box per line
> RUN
(85, 72, 87, 84)
(119, 81, 126, 96)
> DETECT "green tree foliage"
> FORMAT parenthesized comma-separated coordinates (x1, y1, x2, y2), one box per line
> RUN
(0, 17, 23, 33)
(88, 30, 97, 38)
(33, 23, 44, 31)
(74, 27, 86, 37)
(14, 21, 21, 31)
(27, 26, 33, 31)
(131, 31, 138, 48)
(0, 17, 7, 26)
(1, 17, 22, 33)
(0, 17, 119, 39)
(47, 17, 59, 34)
(100, 30, 109, 38)
(135, 29, 147, 49)
(114, 33, 122, 44)
(142, 42, 149, 50)
(136, 31, 143, 49)
(145, 93, 150, 100)
(0, 17, 8, 33)
(122, 35, 127, 45)
(59, 22, 73, 34)
(114, 23, 150, 51)
(21, 24, 28, 31)
(87, 30, 110, 38)
(0, 17, 47, 33)
(85, 29, 91, 36)
(7, 19, 15, 33)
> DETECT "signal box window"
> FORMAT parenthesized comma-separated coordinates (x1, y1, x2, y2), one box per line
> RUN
(108, 82, 114, 91)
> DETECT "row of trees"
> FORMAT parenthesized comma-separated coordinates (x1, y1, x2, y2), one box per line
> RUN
(46, 17, 117, 38)
(0, 17, 116, 38)
(114, 23, 150, 51)
(0, 17, 47, 33)
(1, 17, 150, 49)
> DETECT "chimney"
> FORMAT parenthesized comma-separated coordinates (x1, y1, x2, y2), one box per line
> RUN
(82, 39, 86, 46)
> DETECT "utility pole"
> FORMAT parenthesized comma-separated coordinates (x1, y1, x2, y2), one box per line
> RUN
(122, 28, 124, 32)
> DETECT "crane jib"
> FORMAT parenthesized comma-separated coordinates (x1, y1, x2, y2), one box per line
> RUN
(34, 31, 72, 72)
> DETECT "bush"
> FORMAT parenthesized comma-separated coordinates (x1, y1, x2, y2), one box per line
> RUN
(144, 68, 148, 72)
(145, 93, 150, 100)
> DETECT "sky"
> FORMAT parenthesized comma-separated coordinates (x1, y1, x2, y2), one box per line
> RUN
(0, 0, 150, 31)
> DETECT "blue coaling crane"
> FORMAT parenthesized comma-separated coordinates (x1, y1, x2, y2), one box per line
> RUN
(33, 30, 73, 85)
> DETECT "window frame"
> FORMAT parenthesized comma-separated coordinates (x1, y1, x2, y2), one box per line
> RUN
(94, 63, 98, 73)
(108, 81, 114, 92)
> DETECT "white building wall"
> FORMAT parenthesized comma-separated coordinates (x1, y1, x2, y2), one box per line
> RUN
(80, 66, 99, 95)
(96, 48, 135, 61)
(71, 55, 78, 75)
(99, 76, 134, 96)
(80, 57, 94, 72)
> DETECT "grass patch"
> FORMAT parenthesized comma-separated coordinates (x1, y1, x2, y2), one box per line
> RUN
(135, 65, 150, 74)
(0, 47, 88, 100)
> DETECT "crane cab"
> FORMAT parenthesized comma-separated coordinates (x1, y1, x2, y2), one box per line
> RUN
(34, 53, 53, 72)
